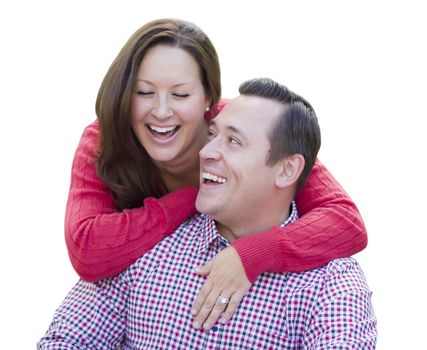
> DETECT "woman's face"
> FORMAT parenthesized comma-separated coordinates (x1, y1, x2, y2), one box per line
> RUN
(130, 44, 210, 168)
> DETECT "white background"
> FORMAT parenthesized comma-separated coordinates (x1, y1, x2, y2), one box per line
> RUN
(1, 1, 426, 348)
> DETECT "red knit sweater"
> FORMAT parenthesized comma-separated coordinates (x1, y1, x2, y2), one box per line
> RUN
(65, 103, 367, 282)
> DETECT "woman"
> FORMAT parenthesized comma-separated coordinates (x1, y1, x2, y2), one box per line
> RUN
(65, 18, 367, 329)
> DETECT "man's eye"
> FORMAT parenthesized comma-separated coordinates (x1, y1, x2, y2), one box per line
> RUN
(207, 129, 216, 138)
(228, 137, 241, 145)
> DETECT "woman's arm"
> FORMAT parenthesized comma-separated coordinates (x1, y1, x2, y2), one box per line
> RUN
(65, 121, 198, 281)
(232, 159, 367, 281)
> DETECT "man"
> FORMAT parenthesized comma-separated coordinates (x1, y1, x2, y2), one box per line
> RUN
(38, 78, 376, 349)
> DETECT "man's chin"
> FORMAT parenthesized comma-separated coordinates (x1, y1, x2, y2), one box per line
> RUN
(195, 197, 215, 217)
(195, 198, 207, 214)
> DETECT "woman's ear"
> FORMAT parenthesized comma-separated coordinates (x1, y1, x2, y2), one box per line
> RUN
(275, 154, 305, 188)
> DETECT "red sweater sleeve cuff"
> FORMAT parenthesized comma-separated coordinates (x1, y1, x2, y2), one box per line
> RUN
(232, 228, 285, 283)
(155, 186, 199, 232)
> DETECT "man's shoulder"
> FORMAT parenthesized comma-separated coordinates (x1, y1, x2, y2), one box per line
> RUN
(325, 257, 362, 274)
(323, 257, 367, 283)
(324, 257, 370, 292)
(287, 257, 369, 296)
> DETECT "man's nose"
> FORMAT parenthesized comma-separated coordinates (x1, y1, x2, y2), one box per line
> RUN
(199, 137, 221, 161)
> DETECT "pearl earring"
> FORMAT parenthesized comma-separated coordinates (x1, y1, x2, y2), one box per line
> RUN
(205, 107, 210, 112)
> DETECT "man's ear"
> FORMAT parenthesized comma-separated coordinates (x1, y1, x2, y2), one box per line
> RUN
(275, 154, 305, 188)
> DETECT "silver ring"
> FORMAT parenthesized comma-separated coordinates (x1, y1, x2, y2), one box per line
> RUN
(217, 295, 230, 305)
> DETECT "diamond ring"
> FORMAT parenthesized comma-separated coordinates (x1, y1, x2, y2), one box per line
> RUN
(217, 295, 230, 305)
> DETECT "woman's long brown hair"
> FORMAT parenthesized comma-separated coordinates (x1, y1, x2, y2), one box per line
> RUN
(95, 19, 221, 210)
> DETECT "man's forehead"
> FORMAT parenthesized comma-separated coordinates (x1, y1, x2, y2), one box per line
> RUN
(213, 95, 281, 126)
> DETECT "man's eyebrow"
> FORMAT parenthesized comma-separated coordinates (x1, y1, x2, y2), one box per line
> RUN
(209, 120, 216, 127)
(209, 120, 248, 141)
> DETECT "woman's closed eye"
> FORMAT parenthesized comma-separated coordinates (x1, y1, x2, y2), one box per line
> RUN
(172, 93, 190, 98)
(135, 90, 154, 96)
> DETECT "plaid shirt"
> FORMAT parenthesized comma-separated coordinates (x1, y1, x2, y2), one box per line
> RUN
(38, 202, 376, 349)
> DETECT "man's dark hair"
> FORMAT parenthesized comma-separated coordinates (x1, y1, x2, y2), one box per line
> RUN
(239, 78, 321, 192)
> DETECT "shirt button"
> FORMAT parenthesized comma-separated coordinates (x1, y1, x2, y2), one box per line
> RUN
(211, 325, 218, 332)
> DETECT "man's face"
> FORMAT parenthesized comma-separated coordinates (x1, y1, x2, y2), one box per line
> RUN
(196, 95, 284, 232)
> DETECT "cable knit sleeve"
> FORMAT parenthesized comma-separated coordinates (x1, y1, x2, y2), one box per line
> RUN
(65, 120, 198, 281)
(231, 159, 367, 283)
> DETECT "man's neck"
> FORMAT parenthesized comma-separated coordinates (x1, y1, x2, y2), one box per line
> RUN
(215, 207, 292, 243)
(215, 222, 236, 243)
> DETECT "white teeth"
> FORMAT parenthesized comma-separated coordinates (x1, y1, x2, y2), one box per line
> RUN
(149, 125, 177, 133)
(202, 172, 227, 184)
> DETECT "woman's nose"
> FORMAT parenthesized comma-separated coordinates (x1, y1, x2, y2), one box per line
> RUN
(152, 97, 173, 119)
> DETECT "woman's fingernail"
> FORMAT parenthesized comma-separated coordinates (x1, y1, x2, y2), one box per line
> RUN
(191, 308, 197, 315)
(193, 321, 200, 329)
(203, 323, 210, 330)
(220, 317, 226, 324)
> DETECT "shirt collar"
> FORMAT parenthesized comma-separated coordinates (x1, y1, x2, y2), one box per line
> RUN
(196, 201, 298, 255)
(280, 200, 299, 227)
(195, 214, 220, 255)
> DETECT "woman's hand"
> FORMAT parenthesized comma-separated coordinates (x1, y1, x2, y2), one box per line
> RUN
(191, 246, 252, 330)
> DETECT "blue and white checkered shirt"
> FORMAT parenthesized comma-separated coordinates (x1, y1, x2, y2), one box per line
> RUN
(38, 202, 376, 349)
